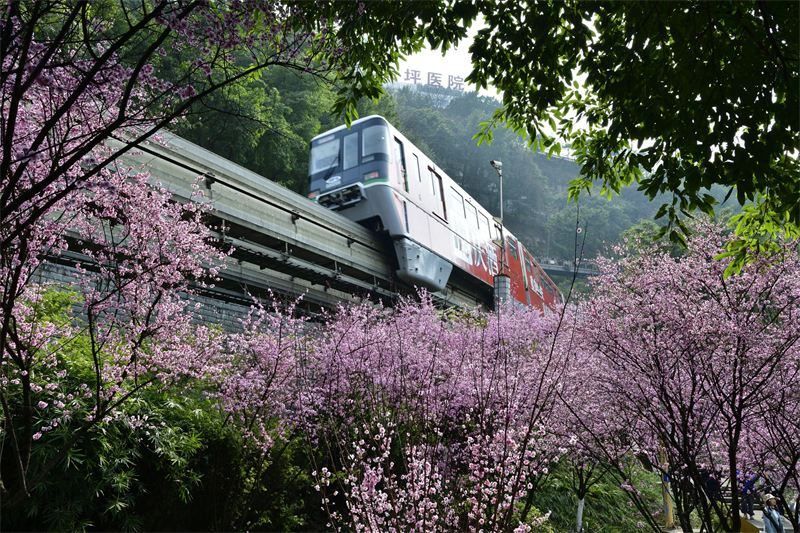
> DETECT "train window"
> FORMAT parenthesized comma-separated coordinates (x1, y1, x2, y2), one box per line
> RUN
(479, 214, 490, 239)
(507, 237, 519, 260)
(525, 255, 534, 274)
(343, 132, 358, 170)
(429, 168, 447, 220)
(393, 138, 407, 191)
(466, 203, 478, 229)
(448, 188, 465, 219)
(411, 154, 421, 182)
(362, 125, 389, 162)
(310, 137, 339, 173)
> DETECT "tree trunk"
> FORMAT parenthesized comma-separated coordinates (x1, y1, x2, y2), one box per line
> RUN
(576, 497, 585, 532)
(673, 475, 695, 533)
(661, 475, 675, 529)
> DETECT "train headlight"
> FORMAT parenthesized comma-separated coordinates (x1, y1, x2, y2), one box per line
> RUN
(363, 170, 380, 181)
(307, 190, 319, 199)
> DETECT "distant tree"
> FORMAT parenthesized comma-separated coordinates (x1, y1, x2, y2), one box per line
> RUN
(468, 2, 798, 261)
(354, 92, 399, 124)
(176, 67, 343, 193)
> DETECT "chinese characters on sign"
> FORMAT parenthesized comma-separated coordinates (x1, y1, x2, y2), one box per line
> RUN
(404, 68, 465, 91)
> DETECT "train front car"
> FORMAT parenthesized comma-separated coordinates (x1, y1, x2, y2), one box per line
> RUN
(308, 116, 453, 291)
(308, 116, 562, 314)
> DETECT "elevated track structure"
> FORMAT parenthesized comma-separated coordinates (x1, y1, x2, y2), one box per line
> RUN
(37, 132, 591, 322)
(120, 133, 485, 312)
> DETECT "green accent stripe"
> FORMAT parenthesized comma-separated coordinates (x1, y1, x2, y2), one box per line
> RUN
(363, 177, 389, 185)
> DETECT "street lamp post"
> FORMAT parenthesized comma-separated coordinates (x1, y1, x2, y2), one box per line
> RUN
(490, 160, 505, 272)
(490, 159, 503, 231)
(489, 160, 510, 305)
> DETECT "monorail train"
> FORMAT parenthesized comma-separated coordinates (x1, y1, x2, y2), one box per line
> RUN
(308, 115, 561, 313)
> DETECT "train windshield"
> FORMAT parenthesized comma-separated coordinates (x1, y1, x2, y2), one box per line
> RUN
(309, 122, 390, 176)
(310, 136, 339, 174)
(361, 125, 389, 161)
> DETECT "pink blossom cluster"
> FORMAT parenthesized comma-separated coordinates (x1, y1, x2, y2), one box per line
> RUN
(211, 299, 309, 453)
(222, 296, 568, 530)
(4, 166, 227, 441)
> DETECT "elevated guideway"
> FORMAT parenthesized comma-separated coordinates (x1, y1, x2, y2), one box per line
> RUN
(539, 261, 599, 278)
(109, 132, 485, 312)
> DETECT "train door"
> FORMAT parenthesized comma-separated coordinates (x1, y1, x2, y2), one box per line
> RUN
(446, 187, 469, 262)
(479, 213, 498, 278)
(493, 221, 503, 275)
(465, 202, 482, 274)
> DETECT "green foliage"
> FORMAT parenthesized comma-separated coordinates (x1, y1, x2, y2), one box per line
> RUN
(31, 286, 80, 325)
(462, 1, 798, 262)
(620, 220, 676, 256)
(522, 507, 557, 533)
(531, 462, 663, 532)
(173, 65, 400, 195)
(174, 67, 334, 193)
(232, 437, 329, 532)
(3, 288, 327, 531)
(718, 195, 800, 275)
(9, 374, 239, 530)
(552, 274, 590, 298)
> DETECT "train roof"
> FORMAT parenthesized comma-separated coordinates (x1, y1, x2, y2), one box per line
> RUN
(309, 115, 388, 143)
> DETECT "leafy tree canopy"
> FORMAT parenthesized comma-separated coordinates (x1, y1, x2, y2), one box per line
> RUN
(319, 1, 798, 268)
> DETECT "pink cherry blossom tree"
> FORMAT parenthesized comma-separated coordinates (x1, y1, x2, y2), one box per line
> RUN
(580, 222, 800, 532)
(0, 0, 378, 510)
(556, 338, 664, 533)
(217, 296, 574, 530)
(741, 369, 800, 530)
(290, 298, 570, 531)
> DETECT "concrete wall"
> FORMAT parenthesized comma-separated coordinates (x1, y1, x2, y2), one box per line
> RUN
(32, 262, 255, 332)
